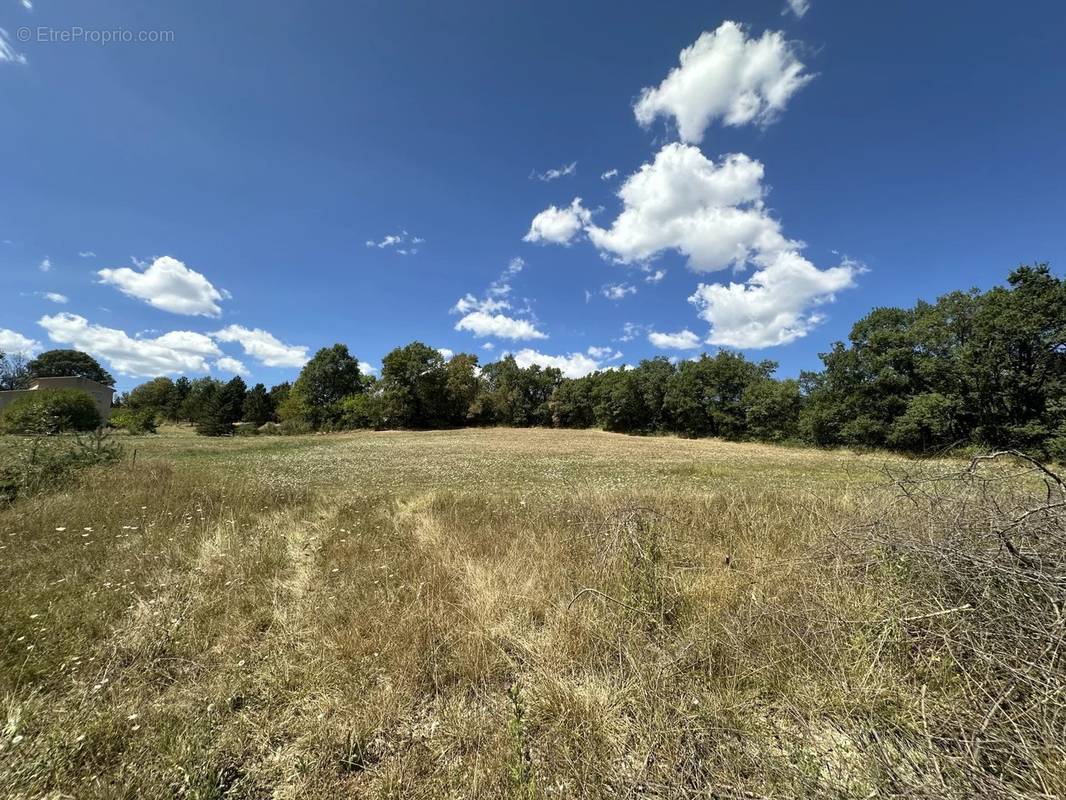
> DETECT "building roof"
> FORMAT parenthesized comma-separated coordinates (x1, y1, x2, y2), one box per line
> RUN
(29, 376, 115, 391)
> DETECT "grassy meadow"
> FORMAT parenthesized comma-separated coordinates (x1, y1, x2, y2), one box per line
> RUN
(1, 428, 1063, 798)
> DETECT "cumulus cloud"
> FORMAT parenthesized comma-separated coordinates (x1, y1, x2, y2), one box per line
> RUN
(438, 348, 455, 361)
(785, 0, 810, 18)
(531, 161, 577, 182)
(455, 311, 546, 340)
(601, 283, 637, 301)
(78, 250, 96, 259)
(531, 142, 859, 347)
(634, 21, 813, 143)
(0, 28, 27, 65)
(0, 328, 40, 355)
(98, 256, 227, 317)
(38, 257, 52, 272)
(211, 325, 309, 368)
(216, 356, 249, 375)
(511, 348, 601, 379)
(645, 269, 667, 284)
(37, 313, 221, 377)
(523, 198, 592, 245)
(689, 251, 859, 348)
(586, 144, 790, 271)
(601, 169, 619, 181)
(41, 292, 68, 304)
(648, 329, 701, 350)
(452, 257, 545, 341)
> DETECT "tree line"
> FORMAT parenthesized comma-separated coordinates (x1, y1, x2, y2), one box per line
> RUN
(6, 264, 1064, 457)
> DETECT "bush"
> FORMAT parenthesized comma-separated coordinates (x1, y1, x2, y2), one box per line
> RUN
(0, 429, 123, 506)
(339, 392, 386, 430)
(0, 389, 101, 434)
(108, 407, 158, 434)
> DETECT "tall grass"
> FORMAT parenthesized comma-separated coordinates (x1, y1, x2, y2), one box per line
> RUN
(0, 430, 1061, 798)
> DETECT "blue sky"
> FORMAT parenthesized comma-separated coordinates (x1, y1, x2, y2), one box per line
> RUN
(3, 0, 1064, 390)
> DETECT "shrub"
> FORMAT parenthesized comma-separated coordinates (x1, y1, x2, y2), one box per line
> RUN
(0, 429, 123, 506)
(108, 407, 158, 434)
(0, 389, 101, 434)
(339, 392, 386, 430)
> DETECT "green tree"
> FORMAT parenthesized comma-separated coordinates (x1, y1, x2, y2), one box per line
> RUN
(0, 389, 101, 434)
(188, 377, 244, 436)
(127, 377, 177, 422)
(180, 377, 222, 424)
(219, 377, 247, 426)
(443, 353, 481, 425)
(27, 350, 114, 385)
(292, 344, 364, 429)
(663, 352, 774, 439)
(242, 383, 274, 426)
(743, 378, 801, 442)
(381, 342, 448, 428)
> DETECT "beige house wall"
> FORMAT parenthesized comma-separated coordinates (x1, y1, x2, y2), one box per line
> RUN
(0, 376, 114, 423)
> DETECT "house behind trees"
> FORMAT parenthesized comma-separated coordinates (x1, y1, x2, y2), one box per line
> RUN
(0, 376, 114, 423)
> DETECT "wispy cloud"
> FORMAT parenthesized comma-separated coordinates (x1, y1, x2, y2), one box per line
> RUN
(0, 27, 27, 65)
(530, 161, 577, 182)
(365, 230, 422, 254)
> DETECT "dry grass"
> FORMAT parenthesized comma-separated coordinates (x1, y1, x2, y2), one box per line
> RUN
(0, 428, 1061, 798)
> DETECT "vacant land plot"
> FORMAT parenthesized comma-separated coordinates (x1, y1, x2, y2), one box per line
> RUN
(1, 429, 1062, 798)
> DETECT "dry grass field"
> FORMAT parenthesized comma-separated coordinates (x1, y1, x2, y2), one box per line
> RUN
(1, 428, 1063, 799)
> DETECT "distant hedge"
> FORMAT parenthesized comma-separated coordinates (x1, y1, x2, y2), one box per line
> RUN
(0, 389, 102, 434)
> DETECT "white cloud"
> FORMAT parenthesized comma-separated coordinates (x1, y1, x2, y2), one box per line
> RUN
(216, 356, 249, 376)
(634, 21, 813, 143)
(689, 251, 859, 348)
(617, 322, 649, 342)
(452, 293, 511, 315)
(531, 161, 577, 182)
(438, 348, 454, 361)
(78, 250, 96, 258)
(365, 230, 422, 254)
(0, 28, 27, 65)
(21, 0, 33, 10)
(587, 345, 623, 361)
(785, 0, 810, 18)
(511, 348, 601, 378)
(648, 329, 701, 350)
(601, 283, 637, 300)
(523, 198, 592, 245)
(488, 256, 524, 298)
(43, 292, 68, 304)
(0, 328, 40, 355)
(98, 256, 227, 317)
(211, 324, 309, 368)
(601, 169, 619, 181)
(482, 342, 495, 351)
(38, 257, 52, 272)
(37, 313, 221, 377)
(586, 144, 789, 272)
(455, 311, 546, 340)
(529, 142, 858, 347)
(452, 257, 544, 341)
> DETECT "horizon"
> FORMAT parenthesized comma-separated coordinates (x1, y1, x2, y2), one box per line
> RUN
(3, 0, 1065, 392)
